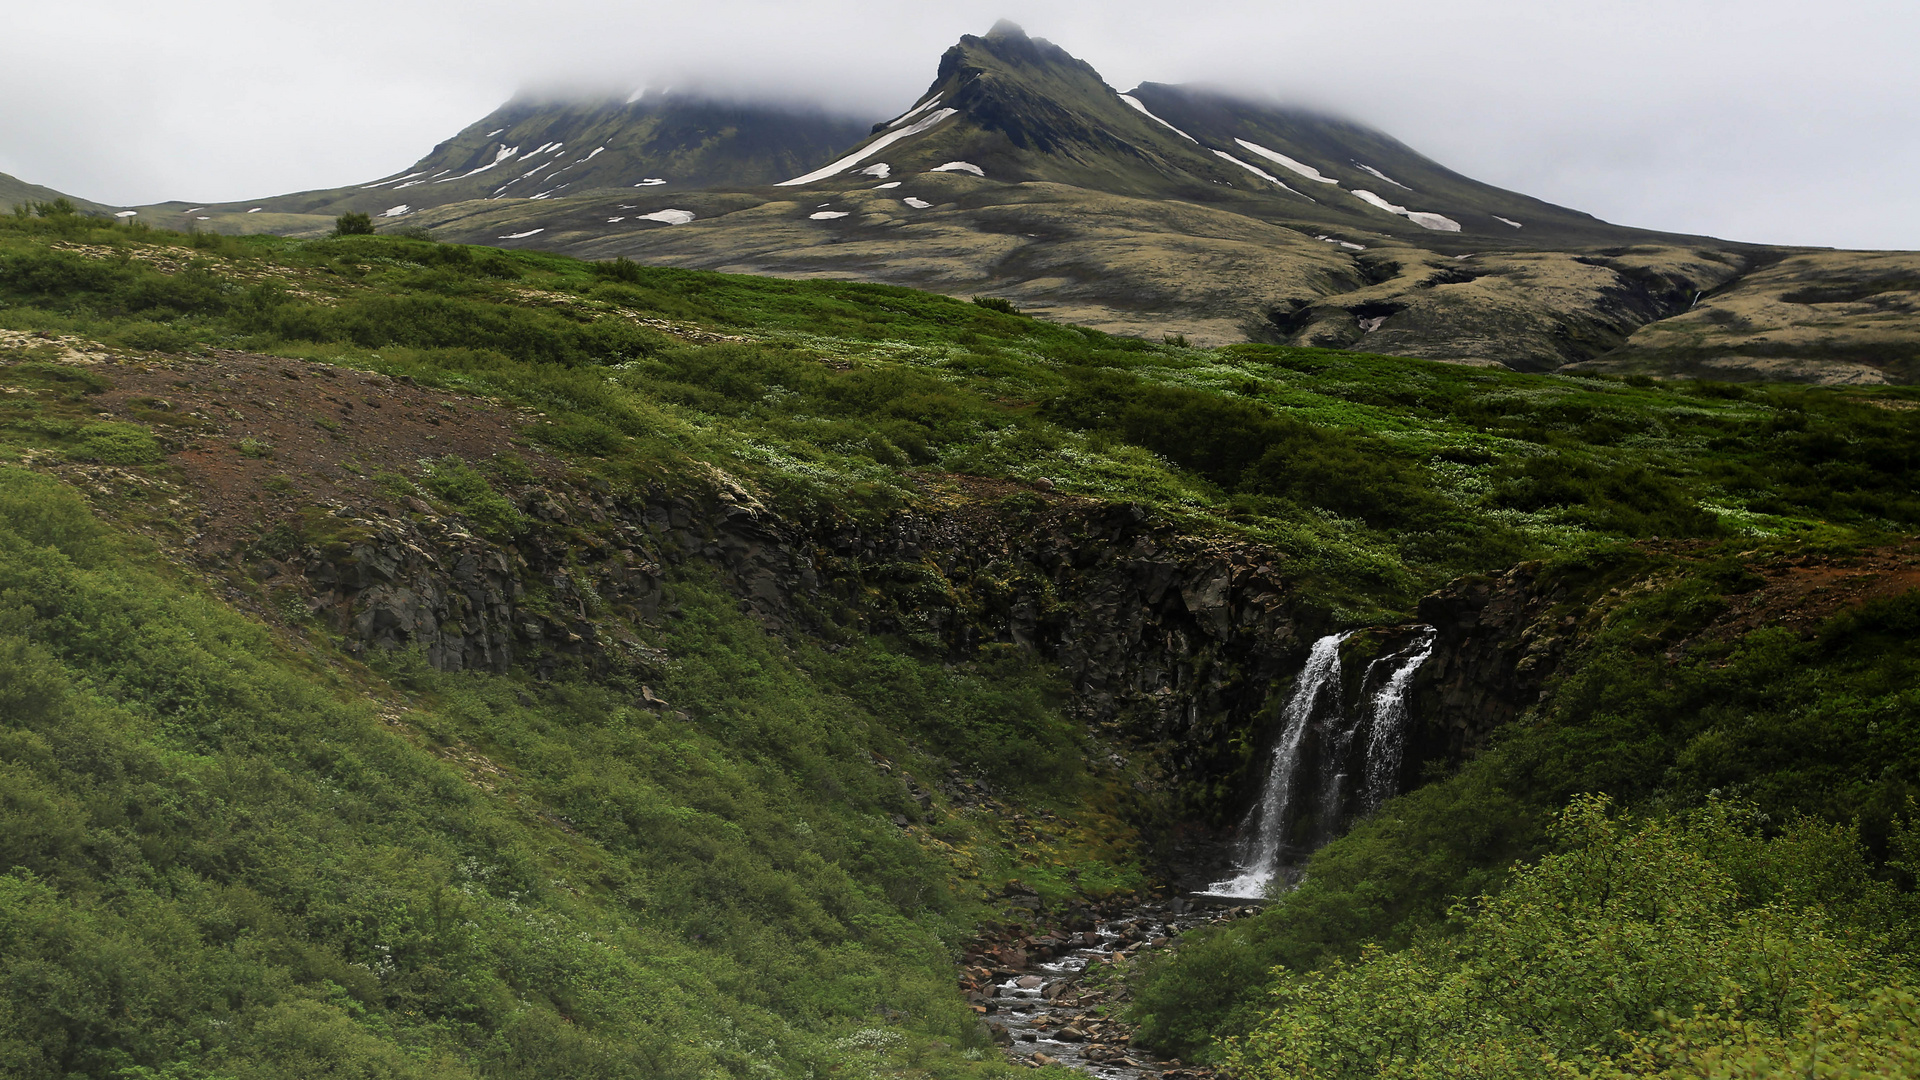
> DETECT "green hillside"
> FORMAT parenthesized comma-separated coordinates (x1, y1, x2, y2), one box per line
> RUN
(1, 205, 1918, 1078)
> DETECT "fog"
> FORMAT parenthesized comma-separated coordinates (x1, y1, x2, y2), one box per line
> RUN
(4, 0, 1916, 248)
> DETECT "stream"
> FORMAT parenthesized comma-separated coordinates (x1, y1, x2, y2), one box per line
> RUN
(980, 897, 1250, 1078)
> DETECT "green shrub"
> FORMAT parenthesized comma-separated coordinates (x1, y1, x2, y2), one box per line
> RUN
(1218, 797, 1919, 1080)
(419, 456, 527, 539)
(332, 212, 374, 237)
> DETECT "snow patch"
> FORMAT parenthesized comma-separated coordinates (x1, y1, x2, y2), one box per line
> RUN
(183, 208, 204, 214)
(1314, 234, 1369, 252)
(114, 210, 138, 218)
(903, 197, 931, 209)
(1493, 215, 1523, 229)
(638, 209, 696, 225)
(1212, 151, 1308, 198)
(607, 217, 625, 223)
(1353, 163, 1410, 189)
(196, 216, 210, 221)
(1352, 189, 1462, 232)
(777, 108, 958, 186)
(808, 211, 851, 220)
(362, 170, 427, 190)
(1234, 140, 1341, 184)
(487, 128, 506, 137)
(930, 161, 985, 176)
(1118, 95, 1198, 142)
(381, 205, 410, 217)
(635, 178, 667, 186)
(625, 86, 647, 104)
(246, 207, 262, 213)
(579, 146, 606, 162)
(874, 181, 902, 189)
(437, 145, 519, 182)
(887, 96, 943, 128)
(859, 162, 892, 178)
(394, 180, 425, 191)
(498, 229, 544, 239)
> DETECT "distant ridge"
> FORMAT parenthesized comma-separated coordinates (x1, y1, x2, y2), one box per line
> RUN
(184, 92, 874, 221)
(0, 170, 104, 213)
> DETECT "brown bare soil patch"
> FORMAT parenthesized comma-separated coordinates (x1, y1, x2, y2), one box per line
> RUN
(1706, 540, 1920, 641)
(81, 349, 562, 559)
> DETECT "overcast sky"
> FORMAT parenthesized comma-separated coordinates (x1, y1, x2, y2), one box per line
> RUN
(4, 0, 1915, 249)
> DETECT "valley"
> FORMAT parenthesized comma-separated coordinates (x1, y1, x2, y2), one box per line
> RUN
(0, 204, 1916, 1077)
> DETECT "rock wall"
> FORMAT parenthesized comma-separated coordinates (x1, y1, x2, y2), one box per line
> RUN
(267, 476, 1568, 836)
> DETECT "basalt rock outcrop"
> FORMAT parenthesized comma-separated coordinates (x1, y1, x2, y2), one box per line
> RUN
(269, 471, 1574, 831)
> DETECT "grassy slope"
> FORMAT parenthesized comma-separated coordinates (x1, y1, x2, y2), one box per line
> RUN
(1, 209, 1918, 1076)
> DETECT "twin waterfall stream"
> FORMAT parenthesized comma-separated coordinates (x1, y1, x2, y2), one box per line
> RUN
(986, 629, 1438, 1077)
(1208, 627, 1438, 899)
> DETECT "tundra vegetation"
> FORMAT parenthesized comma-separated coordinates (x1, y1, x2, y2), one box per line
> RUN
(0, 209, 1917, 1078)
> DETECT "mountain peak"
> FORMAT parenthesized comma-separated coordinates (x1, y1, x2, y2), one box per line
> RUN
(985, 18, 1027, 39)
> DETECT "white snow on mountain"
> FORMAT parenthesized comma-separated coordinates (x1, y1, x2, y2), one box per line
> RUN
(579, 147, 606, 163)
(1493, 215, 1524, 228)
(362, 170, 427, 190)
(1354, 163, 1410, 189)
(809, 211, 851, 220)
(778, 109, 959, 186)
(438, 146, 519, 182)
(246, 207, 262, 213)
(859, 163, 892, 178)
(1118, 95, 1198, 142)
(887, 96, 944, 129)
(498, 229, 544, 239)
(635, 179, 666, 186)
(875, 182, 902, 189)
(114, 210, 138, 218)
(638, 209, 695, 224)
(1353, 189, 1462, 231)
(1212, 151, 1307, 198)
(607, 217, 625, 223)
(625, 87, 646, 105)
(1234, 140, 1341, 184)
(903, 197, 931, 208)
(183, 208, 204, 214)
(381, 205, 410, 217)
(930, 161, 985, 176)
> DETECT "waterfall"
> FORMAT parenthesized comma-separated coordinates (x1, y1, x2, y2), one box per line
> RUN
(1205, 626, 1439, 900)
(1362, 627, 1437, 813)
(1206, 632, 1351, 899)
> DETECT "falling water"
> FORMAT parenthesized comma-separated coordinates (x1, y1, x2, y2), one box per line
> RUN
(1206, 632, 1351, 899)
(1206, 626, 1440, 900)
(1362, 627, 1438, 813)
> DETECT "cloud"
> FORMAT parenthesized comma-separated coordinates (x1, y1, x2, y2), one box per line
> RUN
(2, 0, 1915, 248)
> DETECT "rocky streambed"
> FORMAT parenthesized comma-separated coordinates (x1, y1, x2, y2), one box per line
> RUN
(961, 895, 1261, 1078)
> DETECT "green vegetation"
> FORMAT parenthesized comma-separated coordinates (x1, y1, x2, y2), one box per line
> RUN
(1218, 796, 1920, 1080)
(0, 212, 1917, 1077)
(1130, 556, 1920, 1069)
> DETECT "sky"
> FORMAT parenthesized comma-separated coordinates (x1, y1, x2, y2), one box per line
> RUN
(3, 0, 1916, 250)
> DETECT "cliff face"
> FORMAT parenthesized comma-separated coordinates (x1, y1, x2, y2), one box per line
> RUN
(275, 468, 1586, 841)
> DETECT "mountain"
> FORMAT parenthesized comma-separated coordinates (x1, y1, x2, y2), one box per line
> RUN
(132, 91, 872, 225)
(109, 21, 1920, 383)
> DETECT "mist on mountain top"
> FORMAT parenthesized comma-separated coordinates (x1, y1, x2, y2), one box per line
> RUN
(0, 1, 1915, 247)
